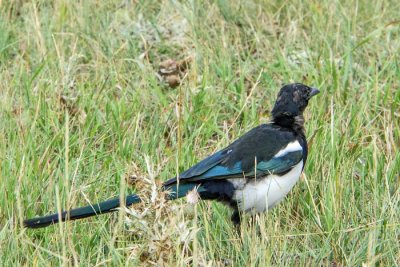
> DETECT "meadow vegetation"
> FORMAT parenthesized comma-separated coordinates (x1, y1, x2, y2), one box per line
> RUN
(0, 0, 399, 265)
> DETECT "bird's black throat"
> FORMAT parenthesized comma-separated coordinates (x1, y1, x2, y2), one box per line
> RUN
(272, 114, 305, 135)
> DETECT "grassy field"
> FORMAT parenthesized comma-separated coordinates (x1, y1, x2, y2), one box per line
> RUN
(1, 0, 399, 265)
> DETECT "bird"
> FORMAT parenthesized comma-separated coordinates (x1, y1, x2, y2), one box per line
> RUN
(24, 83, 319, 229)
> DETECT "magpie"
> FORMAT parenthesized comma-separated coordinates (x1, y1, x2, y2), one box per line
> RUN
(24, 83, 319, 228)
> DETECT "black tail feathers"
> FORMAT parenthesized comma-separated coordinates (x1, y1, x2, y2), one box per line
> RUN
(24, 181, 205, 229)
(24, 194, 141, 229)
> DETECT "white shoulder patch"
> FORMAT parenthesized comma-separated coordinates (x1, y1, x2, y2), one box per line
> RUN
(274, 141, 302, 158)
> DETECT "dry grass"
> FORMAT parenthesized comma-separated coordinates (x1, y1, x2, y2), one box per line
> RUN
(0, 0, 399, 266)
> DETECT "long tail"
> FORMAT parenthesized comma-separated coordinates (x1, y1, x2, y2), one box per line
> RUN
(23, 194, 141, 229)
(24, 182, 203, 229)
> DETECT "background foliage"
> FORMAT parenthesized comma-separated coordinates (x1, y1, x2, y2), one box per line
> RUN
(0, 0, 399, 265)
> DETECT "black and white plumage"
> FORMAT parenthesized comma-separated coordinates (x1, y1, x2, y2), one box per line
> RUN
(24, 83, 319, 228)
(163, 83, 319, 223)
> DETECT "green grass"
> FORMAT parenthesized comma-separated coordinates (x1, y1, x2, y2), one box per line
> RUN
(1, 0, 399, 265)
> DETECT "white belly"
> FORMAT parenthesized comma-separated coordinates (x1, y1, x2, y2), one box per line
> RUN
(230, 160, 303, 213)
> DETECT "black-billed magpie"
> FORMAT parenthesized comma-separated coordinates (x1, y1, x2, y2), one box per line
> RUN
(24, 83, 319, 228)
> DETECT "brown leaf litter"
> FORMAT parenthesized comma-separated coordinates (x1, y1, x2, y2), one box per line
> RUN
(158, 56, 194, 88)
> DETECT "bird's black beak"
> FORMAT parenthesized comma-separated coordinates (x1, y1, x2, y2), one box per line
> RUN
(309, 87, 320, 98)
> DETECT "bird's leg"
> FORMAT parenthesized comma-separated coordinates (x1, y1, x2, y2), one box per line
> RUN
(231, 210, 241, 226)
(231, 209, 244, 238)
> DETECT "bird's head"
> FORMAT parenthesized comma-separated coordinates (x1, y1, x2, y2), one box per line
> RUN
(271, 83, 319, 128)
